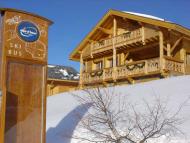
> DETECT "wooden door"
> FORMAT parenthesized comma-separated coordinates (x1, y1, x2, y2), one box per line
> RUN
(5, 61, 45, 143)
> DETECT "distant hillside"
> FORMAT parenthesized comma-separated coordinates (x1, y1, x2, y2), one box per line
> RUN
(46, 76, 190, 143)
(48, 64, 79, 80)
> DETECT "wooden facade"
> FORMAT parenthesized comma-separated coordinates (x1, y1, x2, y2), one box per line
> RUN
(47, 78, 79, 96)
(0, 8, 52, 143)
(70, 10, 190, 87)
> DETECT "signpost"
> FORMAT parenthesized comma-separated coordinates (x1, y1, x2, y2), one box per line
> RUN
(0, 8, 52, 143)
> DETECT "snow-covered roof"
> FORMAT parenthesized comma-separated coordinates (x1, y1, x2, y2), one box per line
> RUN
(48, 64, 79, 81)
(46, 75, 190, 143)
(123, 11, 165, 21)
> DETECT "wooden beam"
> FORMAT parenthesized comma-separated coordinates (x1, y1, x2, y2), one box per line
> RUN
(120, 53, 125, 65)
(159, 31, 164, 70)
(79, 52, 83, 88)
(171, 37, 183, 53)
(122, 17, 130, 22)
(124, 52, 129, 60)
(142, 26, 146, 45)
(127, 77, 135, 84)
(98, 27, 112, 35)
(113, 18, 117, 67)
(127, 42, 159, 53)
(113, 18, 117, 80)
(167, 43, 171, 56)
(138, 21, 145, 26)
(90, 43, 93, 58)
(180, 49, 186, 74)
(163, 45, 167, 51)
(87, 39, 96, 43)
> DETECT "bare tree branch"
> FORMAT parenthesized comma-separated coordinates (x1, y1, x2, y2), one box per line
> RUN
(69, 87, 189, 143)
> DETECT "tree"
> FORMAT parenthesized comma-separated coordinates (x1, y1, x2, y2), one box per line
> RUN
(71, 87, 189, 143)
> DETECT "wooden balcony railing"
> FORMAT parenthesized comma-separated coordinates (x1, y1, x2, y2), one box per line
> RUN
(116, 61, 145, 78)
(82, 57, 184, 84)
(82, 69, 103, 84)
(115, 28, 142, 47)
(104, 68, 113, 80)
(147, 58, 160, 73)
(92, 28, 143, 54)
(116, 58, 160, 79)
(164, 57, 184, 73)
(93, 38, 113, 50)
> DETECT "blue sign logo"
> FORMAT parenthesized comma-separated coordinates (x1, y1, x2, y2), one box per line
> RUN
(17, 21, 39, 42)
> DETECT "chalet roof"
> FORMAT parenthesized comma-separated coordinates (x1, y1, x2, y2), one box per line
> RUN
(70, 9, 190, 61)
(47, 65, 79, 81)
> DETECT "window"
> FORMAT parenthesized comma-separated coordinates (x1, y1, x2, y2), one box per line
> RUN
(95, 61, 103, 70)
(108, 58, 113, 68)
(116, 55, 120, 66)
(187, 53, 190, 65)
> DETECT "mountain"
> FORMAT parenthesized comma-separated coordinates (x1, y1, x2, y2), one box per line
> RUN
(48, 65, 79, 80)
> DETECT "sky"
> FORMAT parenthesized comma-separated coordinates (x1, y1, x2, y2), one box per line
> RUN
(1, 0, 190, 71)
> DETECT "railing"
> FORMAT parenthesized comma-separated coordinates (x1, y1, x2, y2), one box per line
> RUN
(147, 58, 160, 73)
(104, 68, 113, 80)
(116, 66, 127, 78)
(115, 28, 142, 47)
(126, 61, 145, 76)
(82, 72, 91, 84)
(164, 57, 184, 73)
(116, 61, 146, 78)
(116, 59, 160, 78)
(93, 38, 113, 50)
(92, 28, 142, 54)
(81, 57, 184, 84)
(82, 69, 103, 84)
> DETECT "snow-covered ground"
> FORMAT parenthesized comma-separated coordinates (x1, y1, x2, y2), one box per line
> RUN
(46, 76, 190, 143)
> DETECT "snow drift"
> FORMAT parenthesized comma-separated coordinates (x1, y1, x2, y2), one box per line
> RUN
(46, 76, 190, 143)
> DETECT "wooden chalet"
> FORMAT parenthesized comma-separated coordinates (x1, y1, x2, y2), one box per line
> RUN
(47, 78, 78, 96)
(70, 9, 190, 87)
(47, 65, 79, 95)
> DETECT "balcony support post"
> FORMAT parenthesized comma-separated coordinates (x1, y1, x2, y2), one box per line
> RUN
(167, 43, 171, 57)
(79, 51, 83, 88)
(166, 30, 171, 57)
(180, 49, 186, 74)
(159, 31, 164, 71)
(90, 42, 93, 58)
(103, 57, 106, 81)
(142, 26, 146, 45)
(121, 53, 125, 65)
(113, 18, 117, 81)
(145, 60, 148, 74)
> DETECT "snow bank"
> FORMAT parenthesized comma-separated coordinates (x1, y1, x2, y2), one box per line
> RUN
(46, 76, 190, 143)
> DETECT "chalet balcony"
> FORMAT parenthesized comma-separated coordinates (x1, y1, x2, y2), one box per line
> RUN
(91, 28, 158, 56)
(82, 57, 185, 85)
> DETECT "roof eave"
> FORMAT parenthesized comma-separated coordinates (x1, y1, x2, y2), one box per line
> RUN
(69, 9, 114, 61)
(47, 78, 79, 83)
(69, 56, 80, 62)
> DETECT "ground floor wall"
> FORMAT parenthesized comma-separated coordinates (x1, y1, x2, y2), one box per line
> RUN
(47, 81, 79, 96)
